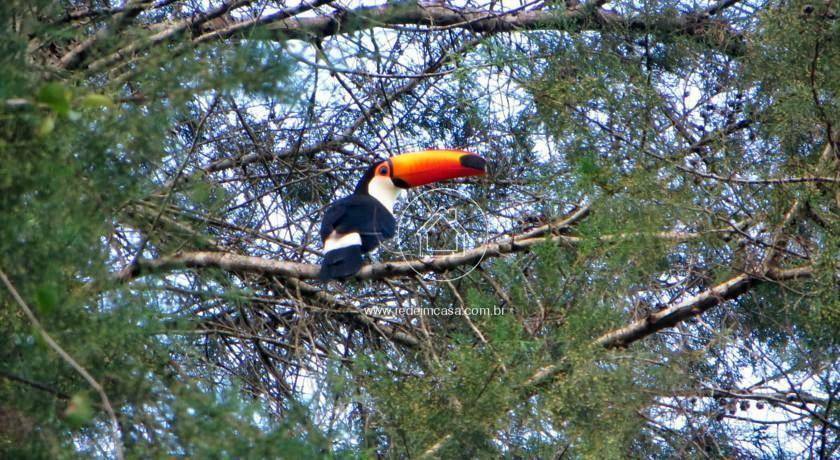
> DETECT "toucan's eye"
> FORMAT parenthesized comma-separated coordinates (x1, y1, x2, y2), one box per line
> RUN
(379, 166, 388, 175)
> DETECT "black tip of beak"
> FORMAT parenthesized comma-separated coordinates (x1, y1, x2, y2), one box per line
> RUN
(459, 153, 486, 172)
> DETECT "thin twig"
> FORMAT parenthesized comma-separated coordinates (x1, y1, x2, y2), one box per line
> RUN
(0, 269, 124, 460)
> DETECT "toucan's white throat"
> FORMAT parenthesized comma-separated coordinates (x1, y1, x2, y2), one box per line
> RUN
(367, 175, 402, 213)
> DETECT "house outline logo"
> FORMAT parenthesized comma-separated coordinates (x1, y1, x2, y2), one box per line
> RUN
(415, 207, 471, 254)
(393, 187, 488, 282)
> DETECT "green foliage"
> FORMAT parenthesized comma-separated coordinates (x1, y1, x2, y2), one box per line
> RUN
(0, 5, 319, 458)
(338, 243, 660, 458)
(2, 0, 838, 458)
(748, 0, 840, 151)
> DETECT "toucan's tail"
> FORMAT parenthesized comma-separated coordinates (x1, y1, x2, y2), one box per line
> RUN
(319, 245, 363, 280)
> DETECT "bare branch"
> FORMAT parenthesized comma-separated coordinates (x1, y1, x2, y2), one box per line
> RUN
(114, 224, 732, 282)
(595, 266, 815, 349)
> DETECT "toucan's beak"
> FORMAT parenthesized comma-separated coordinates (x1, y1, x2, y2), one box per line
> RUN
(389, 149, 486, 188)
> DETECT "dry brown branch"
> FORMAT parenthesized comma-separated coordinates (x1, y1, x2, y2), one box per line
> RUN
(81, 0, 254, 72)
(67, 2, 746, 73)
(114, 225, 731, 282)
(245, 4, 744, 56)
(112, 199, 705, 282)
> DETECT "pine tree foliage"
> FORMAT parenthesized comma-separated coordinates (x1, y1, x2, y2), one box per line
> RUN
(1, 0, 837, 458)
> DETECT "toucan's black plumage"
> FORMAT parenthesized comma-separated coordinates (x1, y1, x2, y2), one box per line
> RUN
(320, 194, 396, 252)
(318, 150, 487, 280)
(318, 192, 396, 280)
(318, 245, 363, 280)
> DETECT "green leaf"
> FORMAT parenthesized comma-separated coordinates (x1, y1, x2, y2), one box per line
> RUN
(35, 284, 59, 315)
(64, 393, 94, 428)
(79, 93, 115, 109)
(36, 82, 71, 116)
(189, 182, 212, 205)
(576, 156, 600, 178)
(36, 115, 55, 137)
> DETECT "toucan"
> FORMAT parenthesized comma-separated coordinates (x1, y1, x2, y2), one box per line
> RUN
(319, 149, 487, 280)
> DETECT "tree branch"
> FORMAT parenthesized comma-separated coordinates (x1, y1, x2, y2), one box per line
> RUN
(229, 3, 746, 56)
(419, 263, 818, 454)
(597, 264, 815, 349)
(524, 264, 816, 390)
(114, 225, 732, 283)
(89, 1, 746, 77)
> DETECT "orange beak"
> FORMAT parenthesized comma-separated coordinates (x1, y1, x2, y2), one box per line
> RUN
(388, 149, 486, 188)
